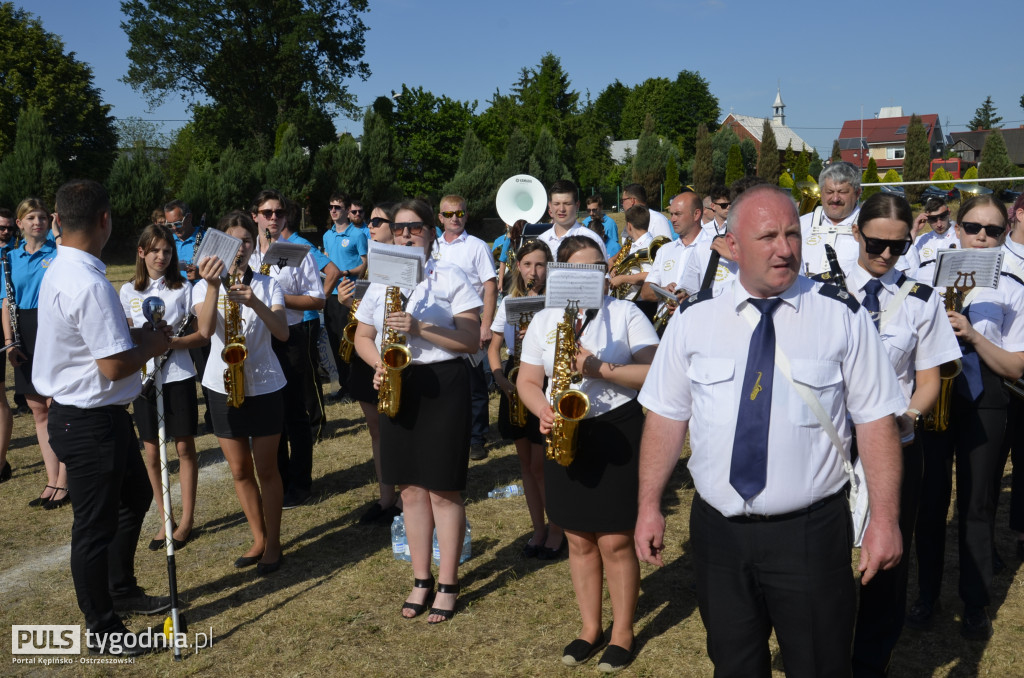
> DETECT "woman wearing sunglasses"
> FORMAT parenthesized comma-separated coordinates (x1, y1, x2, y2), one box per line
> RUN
(353, 198, 482, 624)
(814, 193, 961, 674)
(909, 194, 1024, 641)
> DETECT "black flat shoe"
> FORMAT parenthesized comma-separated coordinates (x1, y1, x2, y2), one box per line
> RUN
(234, 552, 264, 568)
(961, 606, 993, 641)
(256, 557, 283, 576)
(597, 641, 635, 673)
(427, 582, 460, 624)
(29, 485, 58, 507)
(401, 576, 435, 618)
(562, 638, 603, 666)
(522, 540, 542, 558)
(43, 487, 71, 510)
(905, 598, 940, 631)
(538, 537, 565, 560)
(148, 539, 164, 551)
(0, 460, 11, 482)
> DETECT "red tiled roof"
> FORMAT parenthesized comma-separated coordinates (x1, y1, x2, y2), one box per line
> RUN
(838, 114, 939, 145)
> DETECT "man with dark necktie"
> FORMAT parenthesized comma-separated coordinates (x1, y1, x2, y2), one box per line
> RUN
(635, 185, 906, 677)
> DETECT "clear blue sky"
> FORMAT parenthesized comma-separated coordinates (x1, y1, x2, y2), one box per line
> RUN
(25, 0, 1024, 160)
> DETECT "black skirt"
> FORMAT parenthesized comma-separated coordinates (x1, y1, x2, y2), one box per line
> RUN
(12, 308, 38, 396)
(380, 359, 470, 491)
(348, 353, 376, 404)
(132, 377, 199, 441)
(208, 389, 284, 439)
(545, 398, 645, 533)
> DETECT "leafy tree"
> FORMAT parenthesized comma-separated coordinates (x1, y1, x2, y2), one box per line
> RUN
(361, 106, 400, 205)
(0, 107, 62, 207)
(931, 166, 954, 191)
(725, 145, 745, 187)
(1020, 93, 1024, 113)
(121, 0, 371, 151)
(757, 119, 780, 182)
(692, 124, 713, 195)
(968, 95, 1003, 131)
(214, 145, 263, 217)
(664, 157, 682, 207)
(0, 4, 117, 180)
(977, 130, 1018, 193)
(711, 127, 740, 184)
(443, 129, 498, 223)
(391, 84, 475, 200)
(619, 78, 672, 140)
(831, 139, 842, 163)
(619, 70, 718, 160)
(903, 114, 930, 203)
(739, 139, 757, 177)
(107, 143, 166, 243)
(593, 80, 630, 139)
(631, 115, 667, 201)
(499, 128, 533, 179)
(528, 126, 569, 189)
(264, 124, 309, 202)
(861, 158, 881, 201)
(474, 89, 521, 160)
(963, 166, 979, 181)
(115, 116, 168, 159)
(179, 160, 216, 225)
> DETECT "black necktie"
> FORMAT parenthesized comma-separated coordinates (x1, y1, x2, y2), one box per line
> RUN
(862, 278, 883, 329)
(730, 298, 782, 501)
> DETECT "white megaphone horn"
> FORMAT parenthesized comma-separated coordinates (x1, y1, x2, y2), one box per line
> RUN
(495, 174, 547, 227)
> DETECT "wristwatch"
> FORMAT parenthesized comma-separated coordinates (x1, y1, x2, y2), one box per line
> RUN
(904, 408, 923, 429)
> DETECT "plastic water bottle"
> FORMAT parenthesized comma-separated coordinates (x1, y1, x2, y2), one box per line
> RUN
(431, 518, 472, 565)
(391, 514, 411, 562)
(488, 483, 524, 499)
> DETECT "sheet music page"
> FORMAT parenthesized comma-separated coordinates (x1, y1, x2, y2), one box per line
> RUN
(194, 229, 242, 273)
(367, 242, 425, 290)
(260, 241, 310, 269)
(353, 280, 371, 300)
(504, 296, 547, 326)
(933, 248, 1003, 289)
(545, 263, 607, 310)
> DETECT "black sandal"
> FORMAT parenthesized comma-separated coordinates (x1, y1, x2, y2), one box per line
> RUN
(401, 576, 435, 618)
(29, 485, 58, 507)
(427, 582, 460, 624)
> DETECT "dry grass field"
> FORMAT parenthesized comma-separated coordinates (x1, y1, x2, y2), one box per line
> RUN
(2, 255, 1024, 677)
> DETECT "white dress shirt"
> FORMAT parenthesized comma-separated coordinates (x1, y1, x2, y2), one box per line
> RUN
(249, 249, 325, 326)
(915, 228, 959, 262)
(120, 277, 196, 384)
(432, 231, 497, 298)
(646, 230, 712, 289)
(34, 246, 140, 407)
(801, 206, 918, 278)
(638, 276, 906, 517)
(538, 223, 608, 260)
(520, 296, 659, 417)
(355, 259, 483, 365)
(679, 241, 739, 296)
(193, 273, 287, 396)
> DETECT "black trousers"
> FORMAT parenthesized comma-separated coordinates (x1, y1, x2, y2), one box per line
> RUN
(323, 296, 350, 395)
(302, 317, 326, 443)
(273, 323, 315, 496)
(691, 491, 855, 678)
(466, 355, 489, 447)
(1000, 395, 1024, 534)
(915, 400, 1007, 609)
(852, 437, 923, 678)
(48, 403, 152, 634)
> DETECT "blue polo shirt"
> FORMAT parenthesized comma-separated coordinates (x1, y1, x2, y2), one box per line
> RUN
(322, 223, 368, 293)
(174, 228, 199, 267)
(1, 240, 57, 308)
(583, 215, 621, 258)
(287, 231, 331, 321)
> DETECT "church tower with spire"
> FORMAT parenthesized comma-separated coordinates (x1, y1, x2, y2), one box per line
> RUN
(772, 87, 785, 126)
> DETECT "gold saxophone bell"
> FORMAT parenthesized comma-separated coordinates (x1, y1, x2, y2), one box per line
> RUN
(546, 301, 590, 466)
(338, 298, 361, 363)
(507, 364, 527, 427)
(377, 286, 411, 417)
(548, 389, 590, 466)
(222, 257, 248, 408)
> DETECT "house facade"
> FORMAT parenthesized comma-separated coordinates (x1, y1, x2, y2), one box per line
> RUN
(836, 107, 943, 173)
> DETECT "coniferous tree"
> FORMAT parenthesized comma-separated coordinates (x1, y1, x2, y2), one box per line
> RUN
(692, 123, 713, 195)
(443, 129, 498, 222)
(903, 114, 930, 203)
(362, 107, 400, 204)
(963, 166, 979, 181)
(725, 145, 745, 187)
(631, 114, 666, 201)
(216, 145, 262, 216)
(500, 128, 532, 179)
(809, 149, 824, 182)
(977, 131, 1017, 193)
(757, 119, 780, 182)
(739, 139, 757, 177)
(107, 142, 165, 243)
(931, 166, 954, 191)
(794, 148, 810, 183)
(710, 127, 739, 185)
(861, 158, 881, 201)
(528, 126, 568, 189)
(264, 124, 309, 201)
(335, 135, 365, 201)
(831, 139, 842, 163)
(0, 107, 62, 207)
(782, 141, 797, 180)
(664, 157, 682, 207)
(968, 96, 1003, 131)
(180, 160, 216, 225)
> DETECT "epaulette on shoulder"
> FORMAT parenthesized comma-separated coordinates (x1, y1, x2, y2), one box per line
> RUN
(817, 283, 860, 312)
(1001, 271, 1024, 288)
(809, 272, 829, 283)
(918, 259, 936, 267)
(677, 289, 713, 314)
(896, 273, 934, 302)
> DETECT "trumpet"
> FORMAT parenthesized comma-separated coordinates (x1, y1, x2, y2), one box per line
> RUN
(546, 300, 590, 466)
(377, 286, 412, 417)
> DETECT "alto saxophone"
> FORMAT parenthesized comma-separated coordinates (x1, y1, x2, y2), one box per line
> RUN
(924, 272, 970, 431)
(546, 300, 591, 466)
(339, 269, 368, 363)
(506, 309, 534, 427)
(222, 254, 248, 408)
(377, 286, 412, 417)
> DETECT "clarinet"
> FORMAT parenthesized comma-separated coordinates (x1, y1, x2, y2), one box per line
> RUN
(140, 310, 194, 398)
(824, 244, 848, 292)
(3, 249, 20, 350)
(191, 215, 206, 265)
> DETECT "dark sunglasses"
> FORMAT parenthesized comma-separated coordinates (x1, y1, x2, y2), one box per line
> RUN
(960, 222, 1006, 238)
(257, 209, 285, 219)
(0, 225, 16, 231)
(713, 201, 731, 209)
(390, 221, 428, 235)
(862, 235, 912, 256)
(329, 204, 346, 212)
(349, 209, 363, 215)
(441, 210, 465, 218)
(369, 217, 390, 229)
(925, 211, 950, 223)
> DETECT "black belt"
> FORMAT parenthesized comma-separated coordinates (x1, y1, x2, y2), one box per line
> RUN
(699, 484, 848, 523)
(53, 401, 130, 413)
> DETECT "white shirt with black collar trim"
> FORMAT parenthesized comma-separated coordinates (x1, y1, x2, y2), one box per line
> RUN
(638, 275, 906, 517)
